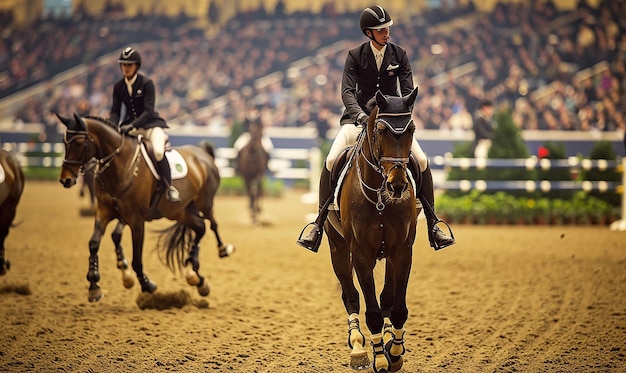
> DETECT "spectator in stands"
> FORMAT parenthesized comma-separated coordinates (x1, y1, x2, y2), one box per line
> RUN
(108, 46, 180, 202)
(297, 5, 455, 253)
(472, 99, 496, 158)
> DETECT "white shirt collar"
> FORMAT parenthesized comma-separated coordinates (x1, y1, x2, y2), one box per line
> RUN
(124, 75, 137, 95)
(370, 41, 386, 58)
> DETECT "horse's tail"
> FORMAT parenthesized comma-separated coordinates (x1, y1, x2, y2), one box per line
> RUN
(156, 223, 194, 273)
(198, 140, 215, 159)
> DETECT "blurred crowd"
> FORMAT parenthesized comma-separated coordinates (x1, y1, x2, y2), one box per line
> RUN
(1, 0, 624, 143)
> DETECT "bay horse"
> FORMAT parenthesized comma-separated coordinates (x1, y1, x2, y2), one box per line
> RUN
(0, 149, 25, 275)
(325, 89, 419, 372)
(57, 114, 234, 302)
(236, 120, 269, 225)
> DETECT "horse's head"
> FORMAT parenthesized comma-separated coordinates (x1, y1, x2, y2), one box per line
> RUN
(56, 113, 96, 188)
(368, 88, 418, 199)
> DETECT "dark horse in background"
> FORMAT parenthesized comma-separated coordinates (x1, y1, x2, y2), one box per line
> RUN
(236, 119, 269, 225)
(326, 89, 419, 373)
(57, 114, 234, 302)
(0, 149, 25, 275)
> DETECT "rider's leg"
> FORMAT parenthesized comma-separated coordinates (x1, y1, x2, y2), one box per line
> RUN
(296, 124, 361, 252)
(296, 166, 332, 252)
(156, 158, 180, 202)
(410, 139, 455, 250)
(150, 127, 181, 202)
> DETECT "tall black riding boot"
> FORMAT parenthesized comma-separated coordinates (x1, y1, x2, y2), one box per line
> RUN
(296, 166, 332, 252)
(413, 161, 455, 250)
(157, 158, 181, 202)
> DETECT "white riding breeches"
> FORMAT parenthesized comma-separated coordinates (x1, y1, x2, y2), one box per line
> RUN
(132, 127, 167, 161)
(325, 123, 429, 172)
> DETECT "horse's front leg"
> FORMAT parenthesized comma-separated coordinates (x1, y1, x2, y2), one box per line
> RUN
(87, 216, 110, 302)
(327, 225, 370, 370)
(111, 221, 134, 289)
(381, 247, 413, 372)
(352, 250, 390, 373)
(0, 244, 9, 276)
(205, 211, 235, 258)
(128, 221, 156, 293)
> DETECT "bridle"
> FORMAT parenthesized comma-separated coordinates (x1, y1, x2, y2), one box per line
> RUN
(355, 110, 413, 210)
(63, 128, 126, 178)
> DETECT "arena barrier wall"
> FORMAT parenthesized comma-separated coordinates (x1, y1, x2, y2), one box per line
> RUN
(432, 155, 626, 231)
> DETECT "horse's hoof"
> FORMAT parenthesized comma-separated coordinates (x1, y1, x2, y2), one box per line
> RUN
(88, 288, 103, 302)
(185, 267, 201, 286)
(349, 352, 371, 371)
(389, 356, 403, 372)
(141, 281, 157, 293)
(197, 278, 210, 297)
(122, 270, 135, 289)
(219, 244, 235, 258)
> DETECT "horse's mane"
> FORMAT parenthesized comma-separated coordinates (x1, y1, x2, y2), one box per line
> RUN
(84, 115, 117, 128)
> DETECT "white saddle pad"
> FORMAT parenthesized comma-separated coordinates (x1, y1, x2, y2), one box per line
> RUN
(165, 150, 188, 180)
(140, 146, 188, 180)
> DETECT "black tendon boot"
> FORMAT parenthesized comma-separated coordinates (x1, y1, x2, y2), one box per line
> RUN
(296, 167, 332, 252)
(157, 158, 181, 202)
(414, 160, 455, 250)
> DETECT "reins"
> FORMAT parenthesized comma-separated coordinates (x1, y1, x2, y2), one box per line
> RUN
(63, 120, 141, 198)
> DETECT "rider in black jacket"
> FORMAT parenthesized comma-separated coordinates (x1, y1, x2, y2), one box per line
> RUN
(297, 5, 455, 252)
(109, 46, 181, 202)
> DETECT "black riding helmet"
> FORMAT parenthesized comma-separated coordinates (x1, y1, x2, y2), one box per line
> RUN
(117, 46, 141, 68)
(360, 5, 393, 43)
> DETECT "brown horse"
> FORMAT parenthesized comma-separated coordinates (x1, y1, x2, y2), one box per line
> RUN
(236, 120, 269, 225)
(325, 89, 419, 372)
(0, 149, 25, 275)
(57, 114, 234, 302)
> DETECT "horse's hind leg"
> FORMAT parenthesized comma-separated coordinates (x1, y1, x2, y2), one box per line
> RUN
(204, 209, 235, 258)
(183, 205, 211, 296)
(111, 221, 134, 289)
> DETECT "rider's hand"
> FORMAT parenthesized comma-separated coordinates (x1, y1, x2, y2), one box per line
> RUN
(356, 113, 368, 127)
(120, 124, 134, 134)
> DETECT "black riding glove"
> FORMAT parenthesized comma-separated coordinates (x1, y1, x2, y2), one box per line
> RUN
(120, 124, 134, 134)
(356, 113, 368, 127)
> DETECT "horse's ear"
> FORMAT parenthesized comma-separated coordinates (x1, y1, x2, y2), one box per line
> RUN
(405, 87, 419, 107)
(55, 112, 72, 127)
(375, 90, 387, 110)
(73, 113, 87, 131)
